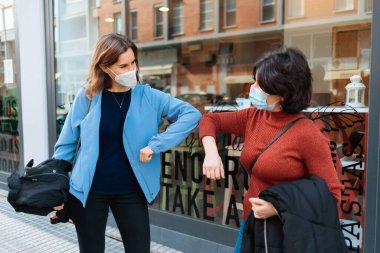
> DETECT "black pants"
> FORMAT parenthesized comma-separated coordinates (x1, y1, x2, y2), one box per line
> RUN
(69, 192, 150, 253)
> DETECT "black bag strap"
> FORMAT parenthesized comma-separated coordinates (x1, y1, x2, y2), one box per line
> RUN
(72, 98, 92, 166)
(248, 117, 306, 174)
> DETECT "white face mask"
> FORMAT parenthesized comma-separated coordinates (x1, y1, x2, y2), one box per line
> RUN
(249, 85, 278, 111)
(107, 67, 138, 89)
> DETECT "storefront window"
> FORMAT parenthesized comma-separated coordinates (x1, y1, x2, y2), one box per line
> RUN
(53, 0, 373, 250)
(0, 0, 20, 178)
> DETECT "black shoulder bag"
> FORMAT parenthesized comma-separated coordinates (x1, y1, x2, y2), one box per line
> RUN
(7, 98, 92, 224)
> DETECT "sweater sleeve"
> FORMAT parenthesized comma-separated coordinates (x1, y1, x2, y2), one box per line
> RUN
(199, 108, 251, 141)
(300, 122, 344, 205)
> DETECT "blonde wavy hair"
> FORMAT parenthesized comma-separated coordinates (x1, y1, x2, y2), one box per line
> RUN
(85, 33, 140, 98)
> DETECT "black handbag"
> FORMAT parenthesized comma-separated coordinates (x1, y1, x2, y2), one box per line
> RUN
(7, 98, 92, 224)
(7, 159, 72, 216)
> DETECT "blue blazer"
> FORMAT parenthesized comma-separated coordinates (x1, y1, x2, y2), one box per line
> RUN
(53, 84, 202, 207)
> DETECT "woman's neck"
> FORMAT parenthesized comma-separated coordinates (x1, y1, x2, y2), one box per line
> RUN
(108, 81, 131, 92)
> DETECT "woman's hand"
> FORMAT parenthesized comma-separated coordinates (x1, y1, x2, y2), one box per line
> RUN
(203, 153, 225, 180)
(249, 198, 278, 219)
(140, 146, 154, 163)
(53, 203, 64, 211)
(201, 136, 225, 180)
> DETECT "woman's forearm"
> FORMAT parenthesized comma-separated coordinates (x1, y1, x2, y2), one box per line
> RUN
(202, 136, 219, 155)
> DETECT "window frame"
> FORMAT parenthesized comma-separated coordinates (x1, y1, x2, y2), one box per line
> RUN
(92, 0, 101, 8)
(200, 0, 214, 31)
(113, 12, 122, 34)
(260, 0, 275, 23)
(153, 4, 164, 38)
(334, 0, 354, 12)
(172, 0, 184, 35)
(129, 10, 138, 41)
(364, 0, 373, 13)
(287, 0, 304, 19)
(223, 0, 236, 28)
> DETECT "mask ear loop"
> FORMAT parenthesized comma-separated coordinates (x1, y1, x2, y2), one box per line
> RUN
(107, 67, 117, 78)
(269, 97, 283, 111)
(278, 98, 285, 111)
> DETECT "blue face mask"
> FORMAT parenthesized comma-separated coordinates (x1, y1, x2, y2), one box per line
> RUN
(249, 85, 277, 111)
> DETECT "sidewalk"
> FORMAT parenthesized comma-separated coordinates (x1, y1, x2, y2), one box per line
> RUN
(0, 189, 182, 253)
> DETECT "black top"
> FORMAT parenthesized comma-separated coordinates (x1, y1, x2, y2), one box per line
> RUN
(90, 89, 140, 195)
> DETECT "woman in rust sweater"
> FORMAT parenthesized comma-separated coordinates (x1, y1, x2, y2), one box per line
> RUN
(199, 47, 343, 252)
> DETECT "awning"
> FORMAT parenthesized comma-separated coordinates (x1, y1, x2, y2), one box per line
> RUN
(139, 64, 173, 76)
(225, 75, 253, 84)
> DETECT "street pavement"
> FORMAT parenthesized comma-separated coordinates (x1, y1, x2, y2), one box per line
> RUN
(0, 189, 182, 253)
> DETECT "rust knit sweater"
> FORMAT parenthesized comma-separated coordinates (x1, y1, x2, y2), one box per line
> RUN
(199, 108, 343, 220)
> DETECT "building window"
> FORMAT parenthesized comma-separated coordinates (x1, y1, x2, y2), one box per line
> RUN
(287, 0, 304, 18)
(113, 0, 122, 3)
(335, 0, 354, 11)
(313, 33, 332, 58)
(114, 13, 122, 34)
(65, 0, 85, 16)
(0, 7, 14, 31)
(154, 5, 163, 38)
(200, 0, 213, 31)
(224, 0, 236, 27)
(130, 11, 137, 41)
(261, 0, 275, 22)
(92, 0, 100, 8)
(172, 0, 184, 35)
(365, 0, 373, 13)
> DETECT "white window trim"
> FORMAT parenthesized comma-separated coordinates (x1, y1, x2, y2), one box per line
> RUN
(287, 0, 305, 19)
(223, 0, 236, 28)
(200, 0, 214, 31)
(260, 0, 275, 22)
(153, 4, 164, 38)
(129, 10, 138, 41)
(172, 0, 184, 35)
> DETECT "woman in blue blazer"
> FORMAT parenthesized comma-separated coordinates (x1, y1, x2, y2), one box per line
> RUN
(53, 33, 201, 253)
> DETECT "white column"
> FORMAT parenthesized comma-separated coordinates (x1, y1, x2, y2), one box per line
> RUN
(15, 0, 49, 165)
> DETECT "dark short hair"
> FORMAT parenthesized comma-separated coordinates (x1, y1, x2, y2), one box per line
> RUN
(253, 47, 312, 114)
